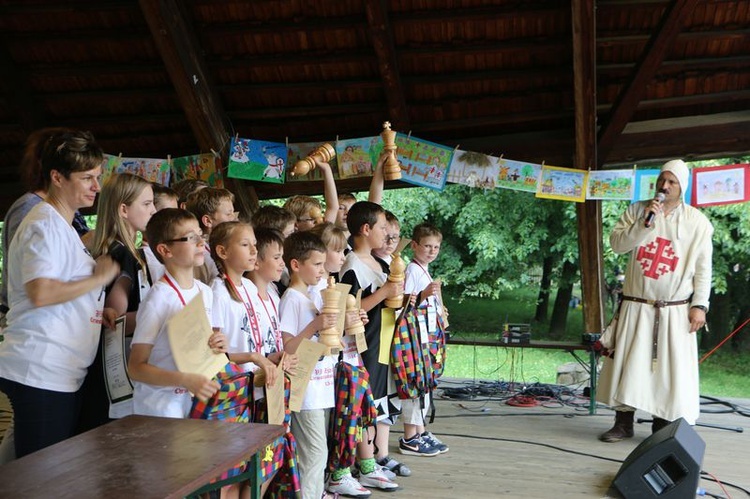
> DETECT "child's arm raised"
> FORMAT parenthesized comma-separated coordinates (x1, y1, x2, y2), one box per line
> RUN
(316, 158, 340, 223)
(368, 149, 392, 205)
(128, 343, 221, 401)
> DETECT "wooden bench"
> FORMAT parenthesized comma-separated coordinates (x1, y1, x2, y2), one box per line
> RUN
(447, 337, 599, 414)
(0, 415, 285, 498)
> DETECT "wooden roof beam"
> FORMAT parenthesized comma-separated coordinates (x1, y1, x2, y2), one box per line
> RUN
(138, 0, 258, 214)
(0, 39, 46, 135)
(597, 0, 703, 166)
(365, 0, 409, 130)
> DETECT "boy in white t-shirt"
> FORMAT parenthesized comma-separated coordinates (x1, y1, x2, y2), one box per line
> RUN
(400, 222, 449, 456)
(128, 208, 227, 419)
(278, 232, 337, 499)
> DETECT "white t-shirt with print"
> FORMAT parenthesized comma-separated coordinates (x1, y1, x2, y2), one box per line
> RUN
(279, 287, 335, 411)
(132, 273, 214, 419)
(0, 203, 105, 392)
(404, 261, 443, 343)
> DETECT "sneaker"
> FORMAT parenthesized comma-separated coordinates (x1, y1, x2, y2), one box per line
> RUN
(398, 436, 440, 457)
(377, 456, 412, 477)
(358, 467, 399, 491)
(327, 474, 371, 498)
(421, 431, 449, 454)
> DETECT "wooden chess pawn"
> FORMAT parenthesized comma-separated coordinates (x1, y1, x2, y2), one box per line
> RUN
(384, 250, 405, 308)
(344, 295, 365, 336)
(381, 121, 402, 181)
(319, 276, 342, 355)
(292, 143, 336, 177)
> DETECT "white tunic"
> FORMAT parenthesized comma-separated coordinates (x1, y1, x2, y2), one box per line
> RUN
(597, 200, 713, 424)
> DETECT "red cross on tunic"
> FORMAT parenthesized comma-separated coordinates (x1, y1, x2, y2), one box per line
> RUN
(636, 236, 679, 279)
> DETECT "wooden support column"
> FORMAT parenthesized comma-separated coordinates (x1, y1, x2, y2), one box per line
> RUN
(139, 0, 258, 216)
(572, 0, 604, 334)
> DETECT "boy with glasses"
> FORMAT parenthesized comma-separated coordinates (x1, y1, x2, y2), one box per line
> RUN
(128, 208, 227, 419)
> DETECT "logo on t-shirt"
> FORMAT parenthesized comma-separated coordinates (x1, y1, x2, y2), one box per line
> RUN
(637, 237, 679, 279)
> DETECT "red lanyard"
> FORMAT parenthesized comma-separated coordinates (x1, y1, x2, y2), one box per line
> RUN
(414, 261, 432, 282)
(258, 291, 282, 352)
(225, 274, 263, 354)
(162, 274, 187, 306)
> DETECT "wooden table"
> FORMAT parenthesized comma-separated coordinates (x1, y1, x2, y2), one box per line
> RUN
(0, 415, 284, 499)
(447, 338, 599, 414)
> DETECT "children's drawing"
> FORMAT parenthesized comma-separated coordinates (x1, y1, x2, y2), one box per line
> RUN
(447, 150, 499, 189)
(286, 141, 340, 182)
(692, 164, 749, 207)
(496, 158, 541, 193)
(227, 138, 286, 184)
(102, 154, 171, 186)
(335, 136, 383, 179)
(535, 165, 588, 202)
(395, 133, 454, 191)
(634, 168, 691, 204)
(171, 153, 224, 188)
(586, 169, 635, 200)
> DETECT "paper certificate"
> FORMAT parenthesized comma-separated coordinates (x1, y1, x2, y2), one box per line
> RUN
(167, 293, 227, 381)
(335, 283, 352, 335)
(103, 316, 134, 416)
(287, 339, 327, 412)
(265, 362, 286, 425)
(378, 308, 396, 365)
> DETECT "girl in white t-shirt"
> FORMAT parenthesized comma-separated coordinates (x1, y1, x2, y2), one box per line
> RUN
(209, 221, 280, 383)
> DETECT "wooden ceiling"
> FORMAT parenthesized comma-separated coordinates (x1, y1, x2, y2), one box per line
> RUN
(1, 0, 749, 214)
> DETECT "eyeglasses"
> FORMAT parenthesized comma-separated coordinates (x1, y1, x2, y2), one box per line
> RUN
(164, 233, 208, 245)
(385, 235, 400, 244)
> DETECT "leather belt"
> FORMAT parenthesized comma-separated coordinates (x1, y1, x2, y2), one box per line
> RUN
(621, 295, 690, 369)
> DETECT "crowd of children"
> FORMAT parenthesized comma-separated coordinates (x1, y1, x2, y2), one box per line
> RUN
(0, 132, 450, 499)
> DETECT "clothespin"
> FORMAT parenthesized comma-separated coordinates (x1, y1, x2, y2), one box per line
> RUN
(167, 154, 172, 166)
(285, 136, 289, 150)
(210, 148, 219, 158)
(542, 160, 546, 168)
(335, 134, 339, 146)
(234, 132, 239, 142)
(453, 144, 460, 153)
(407, 130, 412, 141)
(499, 153, 504, 160)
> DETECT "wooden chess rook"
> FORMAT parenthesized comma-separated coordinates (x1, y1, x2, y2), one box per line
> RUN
(292, 143, 335, 177)
(381, 121, 402, 180)
(320, 277, 342, 355)
(344, 294, 365, 336)
(384, 250, 405, 308)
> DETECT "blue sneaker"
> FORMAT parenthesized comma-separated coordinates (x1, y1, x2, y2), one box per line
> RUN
(398, 436, 439, 457)
(421, 431, 449, 453)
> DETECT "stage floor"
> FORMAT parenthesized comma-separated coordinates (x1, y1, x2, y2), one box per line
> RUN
(1, 382, 748, 498)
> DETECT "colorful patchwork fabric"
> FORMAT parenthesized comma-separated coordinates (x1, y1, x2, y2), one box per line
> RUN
(189, 362, 254, 481)
(328, 362, 377, 472)
(264, 375, 302, 498)
(390, 304, 428, 400)
(429, 312, 448, 387)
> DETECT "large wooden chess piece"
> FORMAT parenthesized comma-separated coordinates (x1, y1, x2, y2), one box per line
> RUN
(309, 206, 324, 225)
(319, 276, 342, 355)
(384, 250, 405, 308)
(292, 143, 335, 177)
(381, 121, 402, 181)
(344, 295, 365, 337)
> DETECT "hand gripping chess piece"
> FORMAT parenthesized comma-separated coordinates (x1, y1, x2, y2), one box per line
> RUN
(291, 143, 336, 177)
(384, 249, 406, 308)
(381, 121, 402, 181)
(344, 294, 365, 337)
(319, 277, 342, 355)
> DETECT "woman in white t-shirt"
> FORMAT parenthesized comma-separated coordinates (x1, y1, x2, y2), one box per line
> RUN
(0, 130, 120, 458)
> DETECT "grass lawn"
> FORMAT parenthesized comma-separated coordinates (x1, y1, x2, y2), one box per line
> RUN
(442, 290, 750, 399)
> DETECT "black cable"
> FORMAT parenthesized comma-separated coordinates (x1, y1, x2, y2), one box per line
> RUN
(701, 471, 750, 497)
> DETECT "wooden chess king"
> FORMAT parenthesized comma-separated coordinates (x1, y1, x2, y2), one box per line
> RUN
(319, 277, 342, 355)
(381, 121, 402, 181)
(291, 142, 335, 177)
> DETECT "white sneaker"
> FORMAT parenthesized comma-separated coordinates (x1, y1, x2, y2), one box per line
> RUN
(359, 467, 399, 491)
(327, 473, 371, 497)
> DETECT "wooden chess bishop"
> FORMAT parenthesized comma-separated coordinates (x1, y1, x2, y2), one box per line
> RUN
(381, 121, 402, 181)
(319, 277, 342, 355)
(384, 250, 405, 308)
(291, 143, 335, 177)
(344, 294, 365, 336)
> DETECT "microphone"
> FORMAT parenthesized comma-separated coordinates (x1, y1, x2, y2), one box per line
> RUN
(644, 189, 666, 228)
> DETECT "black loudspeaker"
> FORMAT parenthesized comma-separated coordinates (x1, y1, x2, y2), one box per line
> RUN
(611, 418, 705, 498)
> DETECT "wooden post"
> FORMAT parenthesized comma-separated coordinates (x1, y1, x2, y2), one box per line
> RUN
(572, 0, 604, 334)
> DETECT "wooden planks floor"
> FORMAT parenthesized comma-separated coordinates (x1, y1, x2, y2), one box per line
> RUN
(1, 382, 748, 498)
